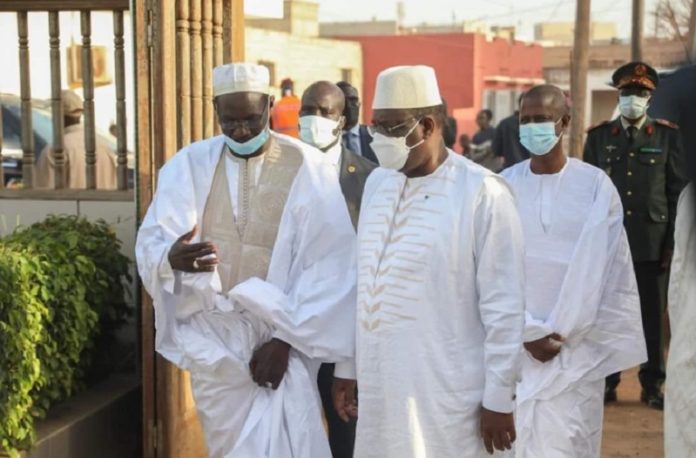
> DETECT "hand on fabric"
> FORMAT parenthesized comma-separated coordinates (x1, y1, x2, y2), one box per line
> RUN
(249, 338, 291, 390)
(480, 408, 516, 454)
(168, 225, 219, 273)
(524, 333, 564, 363)
(660, 248, 674, 272)
(332, 377, 358, 422)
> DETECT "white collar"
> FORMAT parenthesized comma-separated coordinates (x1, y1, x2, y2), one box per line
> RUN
(347, 124, 360, 136)
(620, 116, 647, 131)
(325, 140, 342, 170)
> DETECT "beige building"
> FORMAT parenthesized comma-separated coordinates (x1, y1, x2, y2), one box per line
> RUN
(535, 22, 618, 45)
(246, 0, 362, 98)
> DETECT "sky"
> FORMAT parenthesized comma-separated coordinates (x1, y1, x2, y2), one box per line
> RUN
(246, 0, 664, 42)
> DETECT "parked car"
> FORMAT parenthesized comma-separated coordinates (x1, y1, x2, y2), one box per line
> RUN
(1, 93, 133, 188)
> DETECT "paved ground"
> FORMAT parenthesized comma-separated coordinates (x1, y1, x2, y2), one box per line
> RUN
(602, 367, 664, 457)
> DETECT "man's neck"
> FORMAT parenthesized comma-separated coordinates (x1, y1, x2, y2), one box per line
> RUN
(621, 114, 646, 126)
(321, 138, 341, 153)
(530, 147, 567, 175)
(404, 143, 448, 178)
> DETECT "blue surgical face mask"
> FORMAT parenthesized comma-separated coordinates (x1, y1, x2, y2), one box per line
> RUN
(223, 99, 271, 156)
(224, 128, 270, 156)
(519, 119, 563, 156)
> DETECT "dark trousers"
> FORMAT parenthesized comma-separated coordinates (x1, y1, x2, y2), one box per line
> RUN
(317, 363, 356, 458)
(606, 261, 667, 392)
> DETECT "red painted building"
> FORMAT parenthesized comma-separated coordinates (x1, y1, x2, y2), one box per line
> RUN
(337, 33, 544, 148)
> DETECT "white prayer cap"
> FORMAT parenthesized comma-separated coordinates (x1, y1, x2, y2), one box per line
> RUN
(372, 65, 442, 110)
(213, 63, 270, 97)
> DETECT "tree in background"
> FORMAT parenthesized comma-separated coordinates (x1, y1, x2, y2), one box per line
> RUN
(653, 0, 693, 41)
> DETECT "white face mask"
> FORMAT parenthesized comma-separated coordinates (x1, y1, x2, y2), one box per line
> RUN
(619, 95, 649, 120)
(371, 120, 424, 170)
(299, 115, 341, 150)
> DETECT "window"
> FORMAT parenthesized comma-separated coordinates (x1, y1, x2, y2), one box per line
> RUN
(258, 61, 276, 87)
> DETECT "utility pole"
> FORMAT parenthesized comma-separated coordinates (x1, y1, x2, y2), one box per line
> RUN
(688, 0, 696, 62)
(570, 0, 591, 158)
(632, 0, 644, 61)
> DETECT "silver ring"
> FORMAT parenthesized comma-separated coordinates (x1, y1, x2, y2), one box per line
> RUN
(265, 382, 273, 389)
(193, 259, 200, 269)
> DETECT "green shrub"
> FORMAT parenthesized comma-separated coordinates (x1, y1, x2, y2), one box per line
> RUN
(0, 246, 49, 455)
(0, 215, 132, 456)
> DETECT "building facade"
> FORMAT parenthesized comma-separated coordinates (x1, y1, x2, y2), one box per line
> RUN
(535, 21, 618, 45)
(544, 39, 689, 129)
(327, 32, 544, 140)
(246, 0, 362, 99)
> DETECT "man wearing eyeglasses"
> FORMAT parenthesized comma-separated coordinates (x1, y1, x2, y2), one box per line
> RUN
(332, 65, 525, 457)
(136, 63, 357, 457)
(584, 62, 688, 411)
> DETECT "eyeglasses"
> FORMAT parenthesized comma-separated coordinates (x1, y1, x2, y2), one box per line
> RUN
(368, 118, 420, 138)
(218, 105, 269, 131)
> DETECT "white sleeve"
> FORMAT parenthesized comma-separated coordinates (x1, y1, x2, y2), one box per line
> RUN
(334, 361, 357, 379)
(136, 150, 231, 315)
(473, 176, 525, 414)
(229, 161, 358, 362)
(523, 312, 554, 342)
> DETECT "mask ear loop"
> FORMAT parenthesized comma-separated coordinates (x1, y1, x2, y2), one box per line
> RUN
(405, 118, 424, 150)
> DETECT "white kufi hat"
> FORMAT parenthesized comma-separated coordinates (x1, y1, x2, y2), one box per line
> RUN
(372, 65, 442, 110)
(213, 63, 270, 97)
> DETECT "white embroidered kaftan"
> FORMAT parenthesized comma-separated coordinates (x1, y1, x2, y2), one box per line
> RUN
(337, 151, 525, 458)
(665, 184, 696, 458)
(502, 158, 647, 458)
(136, 132, 357, 458)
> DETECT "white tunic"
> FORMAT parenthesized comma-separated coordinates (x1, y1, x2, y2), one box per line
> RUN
(502, 158, 647, 458)
(665, 184, 696, 458)
(136, 132, 357, 458)
(338, 151, 525, 458)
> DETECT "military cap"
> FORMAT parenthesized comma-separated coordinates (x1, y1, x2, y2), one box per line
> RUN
(611, 61, 659, 91)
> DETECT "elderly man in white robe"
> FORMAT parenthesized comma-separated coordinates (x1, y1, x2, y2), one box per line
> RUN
(665, 183, 695, 457)
(136, 63, 357, 457)
(332, 65, 525, 457)
(501, 85, 647, 458)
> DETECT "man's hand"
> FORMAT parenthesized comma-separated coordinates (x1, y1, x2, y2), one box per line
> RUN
(524, 333, 564, 363)
(332, 377, 358, 422)
(249, 339, 291, 390)
(480, 408, 516, 455)
(660, 248, 674, 272)
(168, 225, 219, 273)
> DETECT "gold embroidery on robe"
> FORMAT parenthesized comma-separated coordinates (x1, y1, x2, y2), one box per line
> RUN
(201, 138, 303, 291)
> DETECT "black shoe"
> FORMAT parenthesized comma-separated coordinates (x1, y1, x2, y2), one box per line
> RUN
(640, 390, 664, 410)
(604, 387, 618, 404)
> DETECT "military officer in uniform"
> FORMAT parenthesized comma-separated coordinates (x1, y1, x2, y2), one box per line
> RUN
(584, 62, 688, 410)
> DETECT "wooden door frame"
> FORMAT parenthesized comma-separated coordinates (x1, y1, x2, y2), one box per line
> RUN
(135, 0, 245, 456)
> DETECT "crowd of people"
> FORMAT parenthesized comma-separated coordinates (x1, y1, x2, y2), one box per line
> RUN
(136, 60, 693, 458)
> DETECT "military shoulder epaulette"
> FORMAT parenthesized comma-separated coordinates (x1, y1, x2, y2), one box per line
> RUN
(655, 118, 679, 129)
(586, 120, 611, 133)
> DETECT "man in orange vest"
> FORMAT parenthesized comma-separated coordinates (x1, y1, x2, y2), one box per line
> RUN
(271, 78, 301, 137)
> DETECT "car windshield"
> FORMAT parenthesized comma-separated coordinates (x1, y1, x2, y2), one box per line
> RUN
(5, 104, 53, 143)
